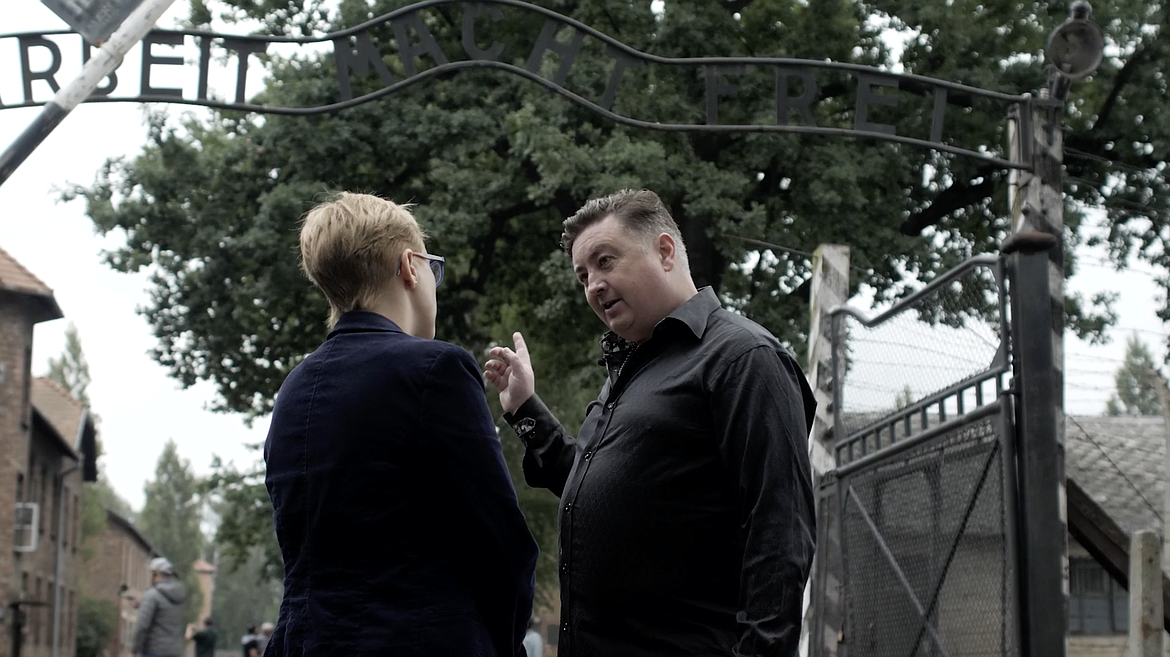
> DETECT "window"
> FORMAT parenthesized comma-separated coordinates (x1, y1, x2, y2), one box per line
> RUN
(547, 625, 558, 646)
(16, 473, 23, 502)
(1070, 557, 1127, 635)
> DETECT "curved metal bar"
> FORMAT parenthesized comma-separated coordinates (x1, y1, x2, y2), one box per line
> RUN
(835, 400, 1002, 477)
(829, 254, 1002, 328)
(0, 0, 1030, 104)
(2, 60, 1026, 169)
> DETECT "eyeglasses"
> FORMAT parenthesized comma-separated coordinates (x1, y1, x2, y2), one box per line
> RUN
(398, 253, 446, 287)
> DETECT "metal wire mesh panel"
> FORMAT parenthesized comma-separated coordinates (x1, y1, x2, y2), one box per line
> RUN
(835, 260, 1005, 439)
(840, 415, 1016, 657)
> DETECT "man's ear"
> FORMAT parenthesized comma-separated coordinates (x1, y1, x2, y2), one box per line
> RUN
(400, 249, 419, 289)
(657, 233, 678, 272)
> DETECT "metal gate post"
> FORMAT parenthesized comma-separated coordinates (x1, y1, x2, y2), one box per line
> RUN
(1003, 96, 1068, 657)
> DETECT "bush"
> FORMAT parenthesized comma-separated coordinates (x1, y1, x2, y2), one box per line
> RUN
(76, 597, 118, 657)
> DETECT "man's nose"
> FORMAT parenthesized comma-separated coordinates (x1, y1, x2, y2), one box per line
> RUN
(587, 276, 607, 299)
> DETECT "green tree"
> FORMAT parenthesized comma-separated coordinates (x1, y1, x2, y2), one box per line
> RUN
(75, 596, 118, 657)
(1106, 334, 1163, 416)
(66, 0, 1166, 593)
(45, 324, 136, 560)
(208, 547, 283, 649)
(204, 450, 280, 582)
(139, 440, 206, 623)
(47, 322, 92, 406)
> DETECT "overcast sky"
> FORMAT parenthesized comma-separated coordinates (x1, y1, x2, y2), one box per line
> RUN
(1, 0, 1165, 511)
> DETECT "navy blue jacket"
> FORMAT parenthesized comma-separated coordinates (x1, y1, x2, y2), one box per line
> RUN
(264, 311, 538, 657)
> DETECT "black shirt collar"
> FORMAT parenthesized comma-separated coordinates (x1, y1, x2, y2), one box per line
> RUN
(663, 286, 720, 340)
(596, 287, 720, 368)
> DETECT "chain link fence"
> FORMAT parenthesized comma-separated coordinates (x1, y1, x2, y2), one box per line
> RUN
(810, 254, 1021, 657)
(837, 411, 1017, 657)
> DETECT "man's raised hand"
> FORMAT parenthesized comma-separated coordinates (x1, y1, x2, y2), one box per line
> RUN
(484, 332, 535, 414)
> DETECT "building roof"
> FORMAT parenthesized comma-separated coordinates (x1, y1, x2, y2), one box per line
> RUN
(193, 559, 216, 574)
(32, 378, 84, 451)
(107, 509, 157, 556)
(30, 377, 99, 481)
(1065, 415, 1165, 537)
(0, 245, 62, 323)
(1064, 414, 1170, 632)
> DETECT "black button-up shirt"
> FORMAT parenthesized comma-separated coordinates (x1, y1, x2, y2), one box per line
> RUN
(504, 288, 816, 657)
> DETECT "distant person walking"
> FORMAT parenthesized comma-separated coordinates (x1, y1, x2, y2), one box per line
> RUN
(523, 617, 543, 657)
(257, 623, 275, 655)
(131, 558, 187, 657)
(187, 618, 218, 657)
(242, 626, 261, 657)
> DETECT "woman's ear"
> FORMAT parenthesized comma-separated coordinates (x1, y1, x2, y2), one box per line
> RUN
(400, 249, 418, 289)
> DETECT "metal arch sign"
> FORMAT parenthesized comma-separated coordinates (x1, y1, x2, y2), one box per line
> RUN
(0, 0, 1033, 170)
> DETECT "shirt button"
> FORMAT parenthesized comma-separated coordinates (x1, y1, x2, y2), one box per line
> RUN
(605, 401, 615, 409)
(584, 451, 592, 460)
(561, 622, 569, 632)
(564, 503, 572, 513)
(560, 563, 568, 574)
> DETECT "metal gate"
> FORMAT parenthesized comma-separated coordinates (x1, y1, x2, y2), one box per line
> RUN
(809, 254, 1022, 657)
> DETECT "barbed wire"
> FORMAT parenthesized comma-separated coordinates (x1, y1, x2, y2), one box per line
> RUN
(1065, 148, 1164, 177)
(1066, 415, 1164, 524)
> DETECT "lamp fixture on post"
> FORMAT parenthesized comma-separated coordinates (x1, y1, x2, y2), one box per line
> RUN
(1045, 0, 1105, 101)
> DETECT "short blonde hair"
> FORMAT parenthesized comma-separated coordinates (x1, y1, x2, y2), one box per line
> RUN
(299, 192, 425, 327)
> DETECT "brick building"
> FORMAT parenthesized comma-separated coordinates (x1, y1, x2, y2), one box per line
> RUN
(79, 509, 157, 657)
(0, 246, 98, 657)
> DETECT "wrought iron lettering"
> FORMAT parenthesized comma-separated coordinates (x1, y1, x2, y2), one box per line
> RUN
(222, 38, 269, 104)
(334, 33, 398, 101)
(139, 31, 184, 98)
(775, 67, 816, 127)
(525, 20, 585, 87)
(855, 73, 899, 136)
(0, 0, 1036, 168)
(19, 36, 63, 103)
(705, 65, 744, 125)
(391, 12, 450, 77)
(600, 45, 641, 111)
(461, 4, 505, 61)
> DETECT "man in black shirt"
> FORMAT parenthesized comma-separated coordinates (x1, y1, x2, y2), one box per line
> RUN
(187, 618, 218, 657)
(485, 189, 817, 657)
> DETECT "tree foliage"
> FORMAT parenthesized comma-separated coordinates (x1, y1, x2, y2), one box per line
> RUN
(204, 449, 280, 582)
(75, 596, 118, 657)
(209, 547, 283, 649)
(139, 440, 206, 623)
(45, 325, 136, 560)
(1106, 333, 1164, 416)
(66, 0, 1169, 594)
(47, 322, 93, 406)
